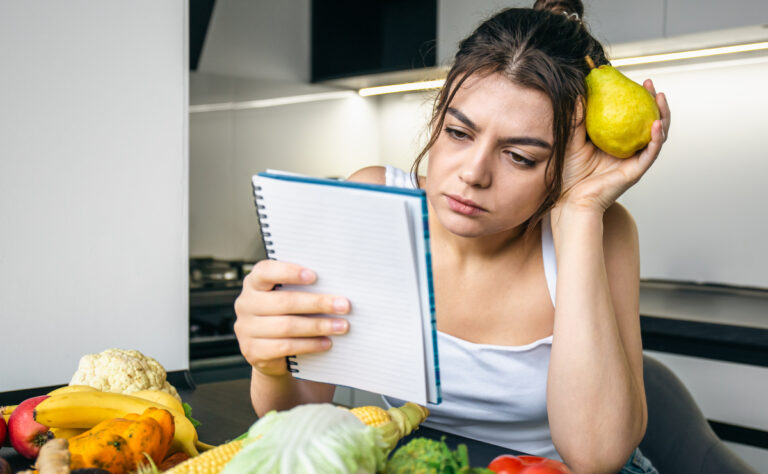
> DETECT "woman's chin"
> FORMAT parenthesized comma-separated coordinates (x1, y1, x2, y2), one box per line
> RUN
(436, 214, 490, 238)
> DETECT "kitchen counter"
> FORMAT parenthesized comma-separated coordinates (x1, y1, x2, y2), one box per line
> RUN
(639, 281, 768, 367)
(1, 378, 521, 471)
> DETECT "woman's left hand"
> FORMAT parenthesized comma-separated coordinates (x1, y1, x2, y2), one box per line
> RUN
(558, 79, 671, 213)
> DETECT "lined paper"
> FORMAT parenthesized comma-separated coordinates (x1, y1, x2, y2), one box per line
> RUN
(253, 173, 439, 404)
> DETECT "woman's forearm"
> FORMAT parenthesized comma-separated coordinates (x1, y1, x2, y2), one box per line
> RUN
(249, 368, 335, 417)
(547, 207, 646, 472)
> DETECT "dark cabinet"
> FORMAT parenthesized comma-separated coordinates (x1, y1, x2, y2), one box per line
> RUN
(311, 0, 437, 82)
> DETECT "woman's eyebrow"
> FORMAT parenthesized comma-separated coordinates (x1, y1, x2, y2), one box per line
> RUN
(498, 136, 552, 149)
(447, 107, 552, 150)
(447, 107, 477, 130)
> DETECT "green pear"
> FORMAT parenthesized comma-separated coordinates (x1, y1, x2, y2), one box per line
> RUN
(584, 56, 660, 158)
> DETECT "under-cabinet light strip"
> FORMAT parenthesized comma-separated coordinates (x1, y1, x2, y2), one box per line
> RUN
(358, 41, 768, 96)
(611, 41, 768, 67)
(189, 90, 357, 113)
(357, 79, 446, 97)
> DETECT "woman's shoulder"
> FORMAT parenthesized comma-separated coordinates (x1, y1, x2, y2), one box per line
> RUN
(347, 165, 425, 188)
(347, 166, 387, 185)
(602, 202, 639, 258)
(603, 202, 637, 235)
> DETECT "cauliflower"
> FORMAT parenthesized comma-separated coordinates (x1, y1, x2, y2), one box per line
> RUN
(69, 348, 181, 400)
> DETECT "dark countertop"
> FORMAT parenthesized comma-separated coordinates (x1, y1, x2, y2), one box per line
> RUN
(639, 281, 768, 330)
(1, 378, 520, 471)
(638, 282, 768, 367)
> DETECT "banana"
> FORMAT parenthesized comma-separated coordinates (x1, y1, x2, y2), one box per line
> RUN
(50, 427, 87, 439)
(47, 384, 99, 396)
(34, 391, 200, 457)
(130, 389, 185, 414)
(2, 404, 17, 423)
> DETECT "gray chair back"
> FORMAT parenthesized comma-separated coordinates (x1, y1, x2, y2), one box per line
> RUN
(639, 354, 757, 473)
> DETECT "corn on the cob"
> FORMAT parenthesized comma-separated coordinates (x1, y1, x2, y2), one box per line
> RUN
(350, 405, 391, 427)
(351, 403, 429, 451)
(164, 439, 243, 474)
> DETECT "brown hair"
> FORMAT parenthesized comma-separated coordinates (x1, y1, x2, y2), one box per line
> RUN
(411, 0, 608, 235)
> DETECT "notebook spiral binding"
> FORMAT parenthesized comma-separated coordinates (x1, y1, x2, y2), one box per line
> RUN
(253, 185, 276, 256)
(254, 182, 298, 373)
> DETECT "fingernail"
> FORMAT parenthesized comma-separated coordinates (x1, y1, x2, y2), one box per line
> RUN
(332, 319, 348, 333)
(300, 269, 315, 282)
(333, 298, 349, 313)
(321, 338, 332, 349)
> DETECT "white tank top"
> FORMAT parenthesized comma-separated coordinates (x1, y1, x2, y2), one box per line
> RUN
(382, 165, 561, 461)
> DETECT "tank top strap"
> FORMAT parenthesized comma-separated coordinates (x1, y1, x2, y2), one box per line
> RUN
(541, 214, 557, 307)
(384, 165, 418, 189)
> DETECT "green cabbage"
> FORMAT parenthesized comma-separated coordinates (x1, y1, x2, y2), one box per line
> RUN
(221, 403, 388, 474)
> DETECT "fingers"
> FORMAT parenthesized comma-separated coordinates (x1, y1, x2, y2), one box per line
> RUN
(243, 336, 332, 362)
(236, 289, 350, 317)
(240, 315, 349, 339)
(244, 259, 316, 292)
(235, 259, 354, 376)
(644, 78, 670, 141)
(643, 79, 656, 97)
(656, 92, 671, 141)
(637, 120, 664, 169)
(238, 336, 333, 375)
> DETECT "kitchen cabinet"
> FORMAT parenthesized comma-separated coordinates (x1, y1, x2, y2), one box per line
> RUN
(585, 0, 665, 45)
(311, 0, 437, 82)
(666, 0, 768, 37)
(437, 0, 666, 65)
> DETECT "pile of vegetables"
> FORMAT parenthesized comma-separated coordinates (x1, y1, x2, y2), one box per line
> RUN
(13, 397, 570, 474)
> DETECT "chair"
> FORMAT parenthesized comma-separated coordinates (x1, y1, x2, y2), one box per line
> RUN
(639, 355, 757, 473)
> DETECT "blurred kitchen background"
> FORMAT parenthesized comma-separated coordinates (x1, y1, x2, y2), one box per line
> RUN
(2, 0, 767, 470)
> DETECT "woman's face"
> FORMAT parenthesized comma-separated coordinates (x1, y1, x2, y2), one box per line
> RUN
(425, 72, 555, 238)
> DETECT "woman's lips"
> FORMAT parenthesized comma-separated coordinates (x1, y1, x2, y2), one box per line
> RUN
(445, 194, 487, 216)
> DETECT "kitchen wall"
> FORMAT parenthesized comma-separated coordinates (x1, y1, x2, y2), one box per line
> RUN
(0, 1, 188, 389)
(189, 76, 380, 261)
(191, 0, 768, 281)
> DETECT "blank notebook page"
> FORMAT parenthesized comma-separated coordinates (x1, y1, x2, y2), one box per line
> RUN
(256, 176, 429, 404)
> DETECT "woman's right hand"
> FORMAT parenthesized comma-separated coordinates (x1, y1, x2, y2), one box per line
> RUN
(234, 259, 350, 377)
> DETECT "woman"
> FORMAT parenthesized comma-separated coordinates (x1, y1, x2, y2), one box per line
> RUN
(233, 1, 670, 472)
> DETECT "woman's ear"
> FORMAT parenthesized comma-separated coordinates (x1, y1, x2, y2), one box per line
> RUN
(573, 97, 586, 128)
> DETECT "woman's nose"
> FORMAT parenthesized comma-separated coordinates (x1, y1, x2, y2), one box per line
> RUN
(459, 146, 493, 188)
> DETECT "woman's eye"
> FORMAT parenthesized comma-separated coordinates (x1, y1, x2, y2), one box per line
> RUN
(507, 152, 536, 167)
(445, 128, 469, 140)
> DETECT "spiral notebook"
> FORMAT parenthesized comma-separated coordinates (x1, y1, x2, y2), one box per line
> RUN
(252, 170, 440, 405)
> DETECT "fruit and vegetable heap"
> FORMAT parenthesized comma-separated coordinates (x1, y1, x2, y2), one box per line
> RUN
(0, 348, 571, 473)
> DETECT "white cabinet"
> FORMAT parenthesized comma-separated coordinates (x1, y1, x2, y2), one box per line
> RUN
(666, 0, 768, 36)
(585, 0, 665, 45)
(438, 0, 768, 66)
(437, 0, 665, 65)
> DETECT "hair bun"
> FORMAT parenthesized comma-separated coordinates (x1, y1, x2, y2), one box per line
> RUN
(532, 0, 584, 21)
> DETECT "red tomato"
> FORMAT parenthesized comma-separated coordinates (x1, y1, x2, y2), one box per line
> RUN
(488, 454, 572, 474)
